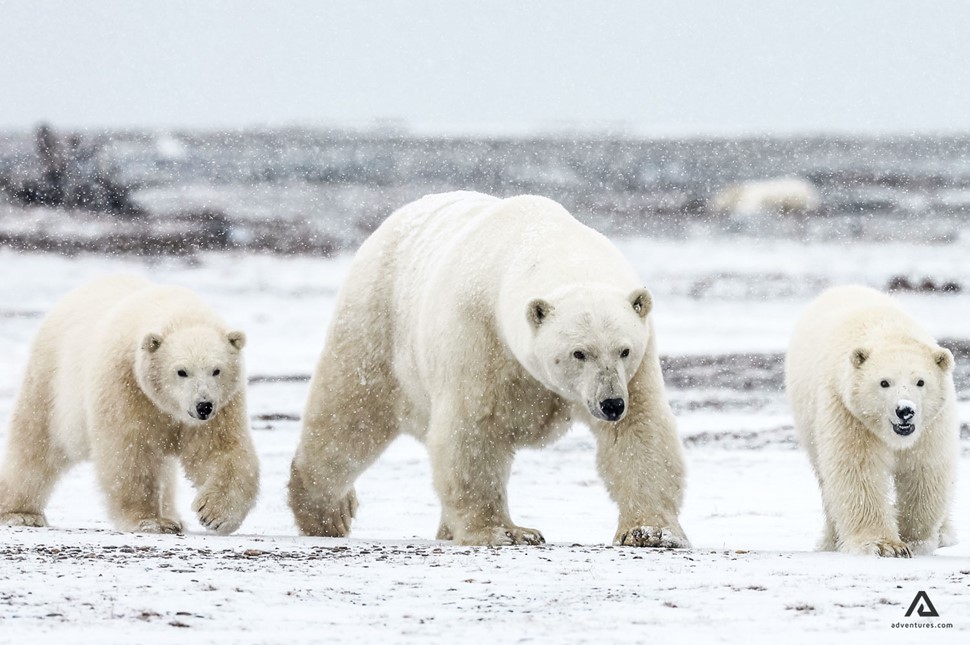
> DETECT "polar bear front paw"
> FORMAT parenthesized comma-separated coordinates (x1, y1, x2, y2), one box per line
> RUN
(615, 525, 690, 549)
(135, 517, 183, 534)
(842, 538, 911, 558)
(316, 490, 358, 537)
(292, 489, 358, 537)
(0, 511, 47, 527)
(192, 489, 248, 535)
(458, 525, 545, 546)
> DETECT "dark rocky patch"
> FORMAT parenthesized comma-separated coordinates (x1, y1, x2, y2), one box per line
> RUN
(887, 275, 962, 294)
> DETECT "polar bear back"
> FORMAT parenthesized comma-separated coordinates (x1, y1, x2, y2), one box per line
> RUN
(379, 191, 640, 296)
(43, 275, 228, 383)
(377, 191, 642, 331)
(787, 285, 934, 379)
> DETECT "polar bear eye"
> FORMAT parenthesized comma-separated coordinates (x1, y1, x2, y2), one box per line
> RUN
(573, 350, 587, 361)
(620, 348, 630, 358)
(879, 380, 889, 388)
(916, 379, 924, 387)
(212, 369, 221, 376)
(177, 369, 188, 378)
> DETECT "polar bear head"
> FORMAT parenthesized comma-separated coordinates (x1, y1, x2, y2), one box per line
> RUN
(135, 325, 247, 425)
(846, 341, 953, 447)
(525, 286, 652, 422)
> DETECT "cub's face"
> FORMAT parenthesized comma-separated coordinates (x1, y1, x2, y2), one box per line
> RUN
(527, 288, 651, 423)
(847, 344, 953, 447)
(135, 326, 247, 425)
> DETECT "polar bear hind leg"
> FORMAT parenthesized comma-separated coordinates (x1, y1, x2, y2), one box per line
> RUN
(0, 370, 70, 527)
(288, 330, 402, 536)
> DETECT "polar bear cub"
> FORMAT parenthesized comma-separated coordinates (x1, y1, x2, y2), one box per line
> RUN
(289, 191, 689, 547)
(785, 285, 958, 557)
(0, 275, 259, 534)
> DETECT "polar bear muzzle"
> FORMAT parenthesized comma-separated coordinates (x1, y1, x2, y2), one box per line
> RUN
(194, 401, 214, 421)
(598, 397, 626, 421)
(892, 399, 916, 435)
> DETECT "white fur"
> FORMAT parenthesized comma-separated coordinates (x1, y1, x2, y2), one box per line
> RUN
(713, 177, 820, 216)
(785, 285, 958, 557)
(0, 275, 259, 534)
(289, 191, 689, 547)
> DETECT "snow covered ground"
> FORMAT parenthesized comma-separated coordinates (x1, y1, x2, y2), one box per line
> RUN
(1, 235, 969, 643)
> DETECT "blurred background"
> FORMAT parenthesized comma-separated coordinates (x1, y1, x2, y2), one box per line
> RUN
(2, 0, 970, 256)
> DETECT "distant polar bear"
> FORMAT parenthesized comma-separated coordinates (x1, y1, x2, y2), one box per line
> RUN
(289, 191, 689, 547)
(712, 177, 820, 216)
(0, 275, 259, 534)
(785, 285, 958, 557)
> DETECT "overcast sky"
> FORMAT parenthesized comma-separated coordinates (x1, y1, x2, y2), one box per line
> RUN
(2, 1, 969, 134)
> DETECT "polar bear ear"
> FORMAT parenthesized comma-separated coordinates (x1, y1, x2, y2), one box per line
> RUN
(934, 347, 953, 373)
(629, 288, 652, 318)
(527, 299, 554, 331)
(227, 330, 247, 350)
(850, 347, 869, 368)
(142, 332, 163, 353)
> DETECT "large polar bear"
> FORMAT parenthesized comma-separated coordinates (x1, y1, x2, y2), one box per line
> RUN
(786, 285, 958, 557)
(289, 191, 689, 547)
(0, 275, 259, 534)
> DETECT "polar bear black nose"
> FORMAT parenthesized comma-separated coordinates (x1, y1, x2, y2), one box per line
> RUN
(600, 398, 625, 421)
(196, 401, 213, 420)
(895, 404, 914, 422)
